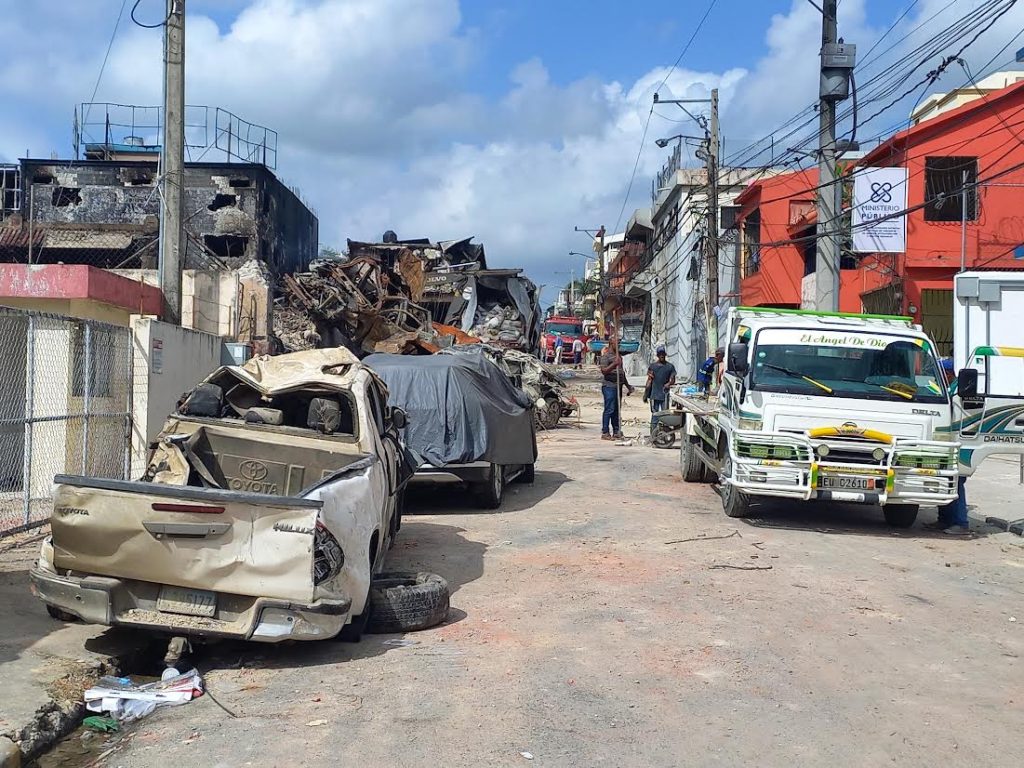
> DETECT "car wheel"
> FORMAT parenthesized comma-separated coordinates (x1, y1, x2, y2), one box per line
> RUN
(681, 437, 705, 482)
(537, 396, 560, 430)
(473, 463, 504, 509)
(366, 572, 450, 633)
(720, 452, 752, 518)
(883, 504, 919, 528)
(46, 605, 78, 622)
(516, 462, 536, 484)
(653, 427, 678, 449)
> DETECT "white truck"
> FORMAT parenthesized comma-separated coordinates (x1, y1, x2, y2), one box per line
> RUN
(673, 307, 961, 527)
(952, 271, 1024, 477)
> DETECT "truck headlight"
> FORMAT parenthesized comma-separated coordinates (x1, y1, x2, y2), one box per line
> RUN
(872, 448, 886, 461)
(816, 444, 830, 458)
(738, 418, 762, 430)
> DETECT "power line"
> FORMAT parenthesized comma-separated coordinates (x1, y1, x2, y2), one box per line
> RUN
(83, 0, 130, 128)
(613, 106, 654, 235)
(131, 0, 170, 28)
(655, 0, 720, 95)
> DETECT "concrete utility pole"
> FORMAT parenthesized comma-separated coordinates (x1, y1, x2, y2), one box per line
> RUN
(815, 0, 839, 312)
(705, 88, 720, 354)
(159, 0, 185, 324)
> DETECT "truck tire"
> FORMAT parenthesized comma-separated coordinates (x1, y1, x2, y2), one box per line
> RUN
(720, 452, 752, 518)
(681, 438, 705, 482)
(883, 504, 919, 528)
(473, 464, 504, 509)
(46, 605, 79, 622)
(366, 572, 450, 633)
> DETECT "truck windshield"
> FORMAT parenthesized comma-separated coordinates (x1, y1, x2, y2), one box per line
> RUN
(546, 323, 581, 335)
(749, 327, 948, 404)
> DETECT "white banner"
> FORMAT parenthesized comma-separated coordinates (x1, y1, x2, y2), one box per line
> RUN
(852, 167, 908, 253)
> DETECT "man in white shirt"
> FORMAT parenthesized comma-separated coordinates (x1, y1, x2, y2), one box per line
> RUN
(571, 337, 585, 369)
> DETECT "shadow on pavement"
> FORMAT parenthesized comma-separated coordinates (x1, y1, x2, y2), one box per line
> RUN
(404, 469, 569, 515)
(736, 496, 998, 539)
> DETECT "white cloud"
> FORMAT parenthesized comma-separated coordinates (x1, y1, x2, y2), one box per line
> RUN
(3, 0, 1024, 300)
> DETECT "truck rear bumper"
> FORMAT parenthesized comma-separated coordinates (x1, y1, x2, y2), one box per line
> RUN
(30, 567, 352, 643)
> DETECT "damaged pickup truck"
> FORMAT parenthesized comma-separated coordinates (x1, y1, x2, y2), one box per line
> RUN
(30, 349, 412, 644)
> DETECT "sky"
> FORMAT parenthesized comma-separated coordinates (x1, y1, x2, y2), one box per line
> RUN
(2, 0, 1023, 306)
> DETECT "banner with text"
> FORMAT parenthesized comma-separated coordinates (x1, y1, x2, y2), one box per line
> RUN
(852, 167, 908, 253)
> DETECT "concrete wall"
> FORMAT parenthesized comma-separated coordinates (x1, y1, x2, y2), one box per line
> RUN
(130, 317, 226, 478)
(0, 298, 132, 326)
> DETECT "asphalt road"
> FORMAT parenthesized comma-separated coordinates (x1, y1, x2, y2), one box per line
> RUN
(44, 379, 1024, 768)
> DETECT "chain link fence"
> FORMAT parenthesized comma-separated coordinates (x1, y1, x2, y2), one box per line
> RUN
(0, 307, 133, 537)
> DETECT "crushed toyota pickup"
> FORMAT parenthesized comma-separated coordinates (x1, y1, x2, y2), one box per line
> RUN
(30, 349, 412, 645)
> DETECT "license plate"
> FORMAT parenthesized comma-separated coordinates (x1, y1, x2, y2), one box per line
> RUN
(157, 586, 217, 617)
(820, 475, 872, 491)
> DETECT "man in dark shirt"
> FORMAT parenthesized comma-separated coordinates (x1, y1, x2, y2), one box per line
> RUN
(645, 346, 677, 432)
(600, 339, 633, 440)
(696, 348, 724, 395)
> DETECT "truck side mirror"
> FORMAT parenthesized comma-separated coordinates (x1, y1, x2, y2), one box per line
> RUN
(727, 343, 749, 375)
(956, 368, 979, 399)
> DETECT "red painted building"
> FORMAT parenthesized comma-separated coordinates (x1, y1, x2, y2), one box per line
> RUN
(734, 78, 1024, 354)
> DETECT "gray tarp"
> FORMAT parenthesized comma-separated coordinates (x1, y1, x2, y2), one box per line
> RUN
(365, 350, 536, 468)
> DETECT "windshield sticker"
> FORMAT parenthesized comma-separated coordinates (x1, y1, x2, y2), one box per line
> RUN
(757, 328, 920, 349)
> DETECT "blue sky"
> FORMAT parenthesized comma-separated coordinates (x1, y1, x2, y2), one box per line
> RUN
(2, 0, 1022, 305)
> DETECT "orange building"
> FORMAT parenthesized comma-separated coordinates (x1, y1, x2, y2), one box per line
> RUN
(734, 78, 1024, 353)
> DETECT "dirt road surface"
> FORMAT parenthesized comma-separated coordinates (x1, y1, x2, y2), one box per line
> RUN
(40, 375, 1024, 767)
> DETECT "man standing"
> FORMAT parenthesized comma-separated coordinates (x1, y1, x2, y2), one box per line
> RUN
(926, 358, 971, 535)
(645, 346, 677, 432)
(554, 334, 564, 365)
(696, 348, 724, 396)
(571, 336, 585, 369)
(600, 338, 633, 440)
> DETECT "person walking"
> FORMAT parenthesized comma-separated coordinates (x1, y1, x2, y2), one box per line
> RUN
(644, 345, 677, 433)
(600, 338, 633, 440)
(572, 337, 585, 369)
(696, 348, 724, 396)
(926, 358, 971, 535)
(554, 335, 565, 365)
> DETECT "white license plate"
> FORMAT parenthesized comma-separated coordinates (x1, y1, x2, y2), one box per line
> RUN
(157, 586, 217, 617)
(820, 475, 873, 491)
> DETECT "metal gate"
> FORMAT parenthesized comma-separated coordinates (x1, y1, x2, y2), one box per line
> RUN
(0, 307, 133, 536)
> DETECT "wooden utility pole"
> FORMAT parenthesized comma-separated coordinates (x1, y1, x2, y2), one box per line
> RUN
(159, 0, 185, 324)
(705, 88, 720, 355)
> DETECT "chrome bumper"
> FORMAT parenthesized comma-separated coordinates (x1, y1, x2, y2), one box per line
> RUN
(725, 430, 959, 505)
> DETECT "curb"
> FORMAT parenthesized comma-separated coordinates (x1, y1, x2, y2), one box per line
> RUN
(2, 646, 145, 765)
(0, 736, 20, 768)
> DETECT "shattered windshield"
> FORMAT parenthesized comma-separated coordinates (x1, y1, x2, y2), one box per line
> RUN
(749, 328, 948, 404)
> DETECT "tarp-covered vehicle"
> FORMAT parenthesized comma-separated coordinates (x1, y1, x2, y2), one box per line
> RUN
(30, 349, 412, 644)
(365, 349, 537, 508)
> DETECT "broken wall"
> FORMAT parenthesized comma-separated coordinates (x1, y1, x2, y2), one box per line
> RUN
(10, 160, 316, 277)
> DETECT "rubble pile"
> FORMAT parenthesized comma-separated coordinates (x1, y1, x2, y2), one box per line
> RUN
(275, 253, 434, 356)
(471, 305, 529, 347)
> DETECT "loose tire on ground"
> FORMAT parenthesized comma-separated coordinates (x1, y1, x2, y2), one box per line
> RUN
(681, 438, 705, 482)
(883, 504, 919, 528)
(473, 463, 504, 508)
(366, 572, 450, 633)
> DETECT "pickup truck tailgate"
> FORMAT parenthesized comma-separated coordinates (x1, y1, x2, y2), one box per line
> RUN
(50, 475, 322, 603)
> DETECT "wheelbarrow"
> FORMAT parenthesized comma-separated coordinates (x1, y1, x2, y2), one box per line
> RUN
(651, 409, 683, 449)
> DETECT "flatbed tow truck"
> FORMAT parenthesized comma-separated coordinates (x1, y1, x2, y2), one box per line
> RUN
(671, 307, 961, 527)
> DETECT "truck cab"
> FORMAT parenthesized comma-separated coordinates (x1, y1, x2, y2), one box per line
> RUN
(676, 307, 960, 527)
(540, 316, 585, 362)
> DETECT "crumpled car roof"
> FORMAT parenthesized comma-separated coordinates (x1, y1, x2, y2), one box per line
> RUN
(207, 348, 368, 395)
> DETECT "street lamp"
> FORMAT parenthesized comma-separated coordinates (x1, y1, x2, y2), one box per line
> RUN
(654, 134, 706, 149)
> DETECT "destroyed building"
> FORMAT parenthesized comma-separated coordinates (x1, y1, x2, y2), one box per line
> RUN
(0, 104, 317, 343)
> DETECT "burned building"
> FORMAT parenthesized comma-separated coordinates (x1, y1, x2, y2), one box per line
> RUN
(3, 159, 316, 276)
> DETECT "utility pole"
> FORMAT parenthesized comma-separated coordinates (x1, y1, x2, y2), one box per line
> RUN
(596, 226, 606, 335)
(705, 88, 720, 354)
(815, 0, 839, 312)
(159, 0, 185, 324)
(814, 1, 856, 312)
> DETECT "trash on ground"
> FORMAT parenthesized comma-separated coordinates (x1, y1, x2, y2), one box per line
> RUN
(520, 751, 535, 760)
(84, 668, 204, 723)
(82, 715, 120, 732)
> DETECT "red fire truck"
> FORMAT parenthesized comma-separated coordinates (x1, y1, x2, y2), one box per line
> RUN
(540, 316, 587, 363)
